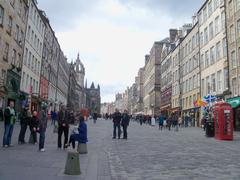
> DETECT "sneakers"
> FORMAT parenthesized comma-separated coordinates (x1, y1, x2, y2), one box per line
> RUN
(39, 148, 45, 152)
(3, 145, 8, 148)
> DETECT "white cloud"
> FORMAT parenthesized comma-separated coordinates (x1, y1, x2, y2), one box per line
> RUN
(38, 0, 202, 102)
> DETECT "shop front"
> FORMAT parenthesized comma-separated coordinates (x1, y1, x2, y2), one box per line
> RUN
(6, 70, 21, 113)
(182, 107, 200, 127)
(227, 97, 240, 131)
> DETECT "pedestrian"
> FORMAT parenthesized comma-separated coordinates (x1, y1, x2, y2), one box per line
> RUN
(121, 110, 130, 139)
(112, 109, 122, 139)
(18, 107, 31, 144)
(2, 101, 16, 148)
(57, 105, 69, 149)
(178, 116, 182, 128)
(51, 109, 57, 126)
(39, 103, 48, 152)
(158, 114, 164, 130)
(167, 116, 172, 131)
(29, 111, 39, 144)
(151, 116, 156, 126)
(93, 112, 98, 124)
(68, 115, 88, 149)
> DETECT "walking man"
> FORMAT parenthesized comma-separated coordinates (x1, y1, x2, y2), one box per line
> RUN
(57, 105, 69, 149)
(2, 101, 16, 147)
(112, 109, 122, 139)
(39, 103, 48, 152)
(121, 110, 130, 139)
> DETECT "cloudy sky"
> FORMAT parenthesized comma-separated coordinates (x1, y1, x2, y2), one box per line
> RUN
(37, 0, 204, 103)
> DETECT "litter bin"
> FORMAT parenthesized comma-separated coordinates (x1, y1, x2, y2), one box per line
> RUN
(206, 120, 214, 137)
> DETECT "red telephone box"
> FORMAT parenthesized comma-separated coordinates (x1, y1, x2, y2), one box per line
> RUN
(213, 102, 233, 141)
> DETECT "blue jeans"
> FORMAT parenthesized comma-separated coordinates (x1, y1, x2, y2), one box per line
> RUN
(39, 128, 46, 150)
(113, 124, 121, 138)
(3, 124, 14, 146)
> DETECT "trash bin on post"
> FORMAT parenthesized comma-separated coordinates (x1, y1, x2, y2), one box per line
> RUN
(205, 118, 214, 137)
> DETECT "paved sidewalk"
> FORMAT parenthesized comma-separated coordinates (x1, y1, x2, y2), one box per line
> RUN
(1, 119, 240, 180)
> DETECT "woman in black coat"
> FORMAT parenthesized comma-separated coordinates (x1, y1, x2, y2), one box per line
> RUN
(29, 111, 39, 144)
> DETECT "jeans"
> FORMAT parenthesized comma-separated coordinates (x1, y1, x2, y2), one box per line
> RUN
(18, 124, 28, 143)
(3, 124, 14, 146)
(30, 129, 37, 143)
(39, 128, 46, 150)
(113, 124, 121, 138)
(58, 126, 69, 148)
(122, 125, 128, 139)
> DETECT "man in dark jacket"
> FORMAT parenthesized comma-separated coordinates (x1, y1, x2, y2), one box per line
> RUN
(121, 110, 130, 139)
(57, 105, 69, 149)
(18, 107, 31, 144)
(39, 103, 48, 152)
(112, 109, 122, 139)
(2, 101, 16, 147)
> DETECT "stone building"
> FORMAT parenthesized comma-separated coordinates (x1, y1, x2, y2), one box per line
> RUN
(143, 42, 162, 116)
(20, 0, 45, 111)
(135, 68, 144, 113)
(0, 0, 28, 111)
(86, 82, 101, 114)
(180, 23, 201, 126)
(198, 0, 229, 99)
(225, 0, 240, 130)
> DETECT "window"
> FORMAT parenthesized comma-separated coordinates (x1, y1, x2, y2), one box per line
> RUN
(203, 7, 207, 21)
(197, 73, 200, 87)
(36, 81, 38, 93)
(18, 0, 22, 16)
(217, 70, 222, 91)
(2, 69, 7, 84)
(232, 78, 237, 96)
(31, 30, 34, 43)
(210, 46, 215, 65)
(222, 38, 227, 57)
(201, 54, 204, 69)
(189, 77, 192, 90)
(196, 32, 199, 46)
(215, 16, 220, 35)
(231, 51, 236, 68)
(202, 79, 205, 95)
(193, 75, 196, 89)
(206, 76, 211, 94)
(230, 25, 235, 43)
(208, 0, 213, 16)
(14, 24, 19, 41)
(24, 48, 28, 65)
(204, 27, 208, 44)
(216, 41, 221, 60)
(31, 55, 34, 70)
(237, 0, 240, 10)
(28, 51, 31, 68)
(0, 5, 4, 26)
(200, 32, 203, 47)
(19, 30, 24, 45)
(221, 11, 225, 30)
(17, 53, 21, 68)
(224, 67, 228, 89)
(3, 42, 9, 61)
(211, 73, 216, 93)
(189, 96, 192, 107)
(209, 22, 214, 40)
(192, 35, 195, 49)
(199, 12, 203, 25)
(237, 19, 240, 38)
(11, 49, 16, 65)
(205, 51, 209, 67)
(186, 97, 188, 107)
(214, 0, 219, 10)
(7, 16, 12, 34)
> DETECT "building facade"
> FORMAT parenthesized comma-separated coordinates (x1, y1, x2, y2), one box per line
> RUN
(86, 82, 101, 114)
(20, 0, 45, 111)
(226, 0, 240, 130)
(0, 0, 28, 111)
(143, 42, 162, 116)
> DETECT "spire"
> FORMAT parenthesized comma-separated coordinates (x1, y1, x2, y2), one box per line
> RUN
(85, 79, 88, 88)
(77, 53, 80, 60)
(90, 82, 95, 89)
(97, 84, 100, 89)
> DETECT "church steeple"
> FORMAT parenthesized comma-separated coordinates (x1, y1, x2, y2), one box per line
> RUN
(85, 79, 88, 88)
(90, 82, 95, 89)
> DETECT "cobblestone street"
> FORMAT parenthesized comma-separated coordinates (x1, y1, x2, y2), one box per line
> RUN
(1, 119, 240, 180)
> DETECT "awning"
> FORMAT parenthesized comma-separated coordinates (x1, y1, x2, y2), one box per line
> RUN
(227, 97, 240, 108)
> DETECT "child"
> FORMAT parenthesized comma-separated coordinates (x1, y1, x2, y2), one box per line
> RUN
(29, 111, 39, 144)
